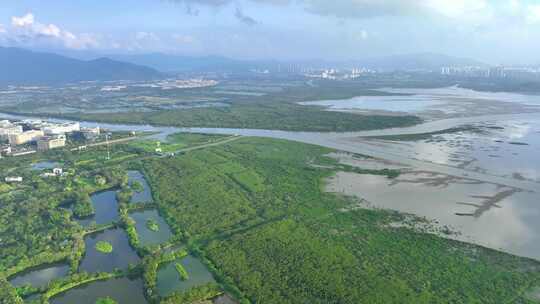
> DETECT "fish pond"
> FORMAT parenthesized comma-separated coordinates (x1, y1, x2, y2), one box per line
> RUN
(49, 277, 148, 304)
(79, 228, 140, 273)
(9, 263, 69, 289)
(129, 209, 173, 246)
(128, 170, 153, 204)
(76, 190, 119, 227)
(156, 255, 215, 297)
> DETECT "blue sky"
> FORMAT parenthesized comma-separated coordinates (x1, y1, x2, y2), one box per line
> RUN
(1, 0, 539, 64)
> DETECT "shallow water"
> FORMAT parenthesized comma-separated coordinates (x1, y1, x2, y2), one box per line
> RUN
(300, 87, 540, 117)
(128, 170, 153, 204)
(129, 209, 173, 246)
(327, 171, 540, 260)
(9, 263, 69, 288)
(49, 277, 147, 304)
(76, 190, 119, 227)
(79, 228, 140, 273)
(156, 255, 215, 297)
(300, 94, 446, 113)
(353, 115, 540, 183)
(30, 161, 60, 171)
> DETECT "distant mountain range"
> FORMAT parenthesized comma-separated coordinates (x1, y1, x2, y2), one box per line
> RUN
(0, 47, 163, 85)
(0, 47, 489, 86)
(102, 52, 486, 73)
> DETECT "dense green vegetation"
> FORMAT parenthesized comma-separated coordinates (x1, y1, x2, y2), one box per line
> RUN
(141, 137, 540, 303)
(174, 263, 189, 281)
(160, 283, 221, 304)
(95, 241, 113, 254)
(72, 192, 95, 218)
(130, 133, 229, 154)
(75, 103, 421, 132)
(2, 130, 540, 304)
(95, 297, 117, 304)
(0, 278, 23, 304)
(146, 219, 160, 232)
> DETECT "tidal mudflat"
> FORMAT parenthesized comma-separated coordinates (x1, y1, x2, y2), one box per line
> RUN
(300, 86, 540, 119)
(326, 170, 540, 261)
(349, 115, 540, 183)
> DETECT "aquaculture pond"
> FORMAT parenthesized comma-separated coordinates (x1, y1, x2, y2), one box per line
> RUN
(79, 228, 140, 273)
(49, 277, 148, 304)
(128, 170, 153, 204)
(9, 263, 69, 289)
(76, 190, 119, 227)
(129, 209, 173, 246)
(30, 161, 60, 171)
(156, 255, 215, 297)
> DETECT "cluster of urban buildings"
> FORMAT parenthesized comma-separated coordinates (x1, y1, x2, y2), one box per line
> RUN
(441, 66, 540, 79)
(305, 68, 375, 80)
(0, 119, 100, 157)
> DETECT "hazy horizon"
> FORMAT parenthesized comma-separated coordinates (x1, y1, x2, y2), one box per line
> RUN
(0, 1, 539, 65)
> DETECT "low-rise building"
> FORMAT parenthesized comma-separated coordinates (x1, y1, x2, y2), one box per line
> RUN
(80, 127, 100, 140)
(0, 125, 23, 141)
(8, 130, 44, 145)
(42, 122, 80, 135)
(37, 135, 66, 151)
(5, 176, 23, 183)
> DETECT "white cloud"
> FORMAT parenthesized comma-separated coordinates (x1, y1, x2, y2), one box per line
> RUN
(9, 12, 99, 49)
(11, 13, 35, 27)
(172, 34, 195, 43)
(526, 5, 540, 24)
(136, 31, 160, 41)
(0, 24, 6, 34)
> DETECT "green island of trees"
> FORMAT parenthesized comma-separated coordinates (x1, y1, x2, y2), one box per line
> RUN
(95, 241, 113, 254)
(95, 297, 118, 304)
(131, 181, 144, 193)
(174, 262, 189, 281)
(146, 219, 160, 232)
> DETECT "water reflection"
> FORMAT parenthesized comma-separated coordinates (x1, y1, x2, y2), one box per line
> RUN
(9, 263, 69, 288)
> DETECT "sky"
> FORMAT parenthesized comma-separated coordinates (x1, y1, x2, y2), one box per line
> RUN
(0, 0, 539, 64)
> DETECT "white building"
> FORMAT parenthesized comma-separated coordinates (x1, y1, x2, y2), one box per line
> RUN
(42, 122, 80, 135)
(0, 124, 23, 141)
(8, 130, 44, 145)
(5, 176, 23, 183)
